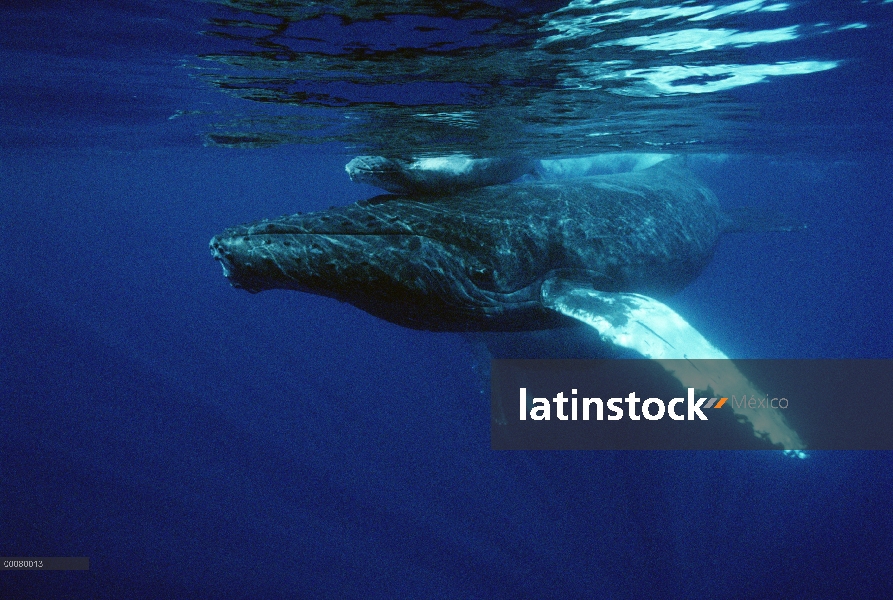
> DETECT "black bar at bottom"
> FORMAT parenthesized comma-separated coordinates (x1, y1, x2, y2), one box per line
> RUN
(2, 557, 89, 570)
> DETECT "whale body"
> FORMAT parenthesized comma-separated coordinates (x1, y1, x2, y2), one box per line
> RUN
(210, 159, 726, 331)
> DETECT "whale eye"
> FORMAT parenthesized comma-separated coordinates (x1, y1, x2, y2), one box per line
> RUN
(469, 266, 496, 286)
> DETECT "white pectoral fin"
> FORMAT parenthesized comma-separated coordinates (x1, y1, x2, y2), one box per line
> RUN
(541, 278, 805, 452)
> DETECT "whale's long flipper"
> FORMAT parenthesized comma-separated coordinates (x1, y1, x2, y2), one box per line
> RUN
(541, 278, 806, 452)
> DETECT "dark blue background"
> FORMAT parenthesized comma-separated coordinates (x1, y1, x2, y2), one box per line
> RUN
(2, 1, 892, 597)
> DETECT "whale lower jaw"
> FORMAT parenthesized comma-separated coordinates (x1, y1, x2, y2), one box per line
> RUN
(210, 240, 234, 279)
(210, 236, 268, 293)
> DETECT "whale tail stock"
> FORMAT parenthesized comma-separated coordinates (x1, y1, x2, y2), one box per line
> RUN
(723, 206, 807, 233)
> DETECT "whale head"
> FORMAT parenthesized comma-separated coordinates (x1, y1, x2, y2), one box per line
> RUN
(209, 197, 567, 331)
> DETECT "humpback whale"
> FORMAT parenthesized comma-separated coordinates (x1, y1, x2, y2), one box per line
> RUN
(210, 157, 806, 451)
(211, 159, 728, 331)
(346, 155, 538, 195)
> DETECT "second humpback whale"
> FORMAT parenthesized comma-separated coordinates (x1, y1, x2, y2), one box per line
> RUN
(210, 157, 806, 450)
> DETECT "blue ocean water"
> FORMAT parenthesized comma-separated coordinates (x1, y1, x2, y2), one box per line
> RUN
(2, 1, 892, 598)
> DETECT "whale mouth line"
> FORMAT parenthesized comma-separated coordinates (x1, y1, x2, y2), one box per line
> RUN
(208, 231, 458, 282)
(212, 229, 428, 241)
(238, 231, 417, 237)
(209, 231, 453, 259)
